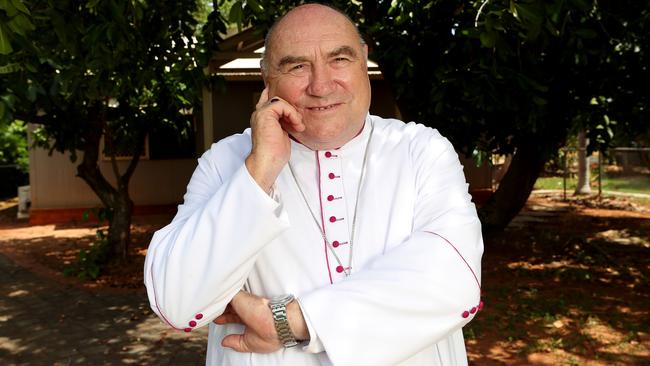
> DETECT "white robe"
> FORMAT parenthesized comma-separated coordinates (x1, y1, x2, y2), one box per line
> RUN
(144, 115, 484, 366)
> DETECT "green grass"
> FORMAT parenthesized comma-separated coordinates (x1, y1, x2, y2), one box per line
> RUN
(534, 175, 650, 195)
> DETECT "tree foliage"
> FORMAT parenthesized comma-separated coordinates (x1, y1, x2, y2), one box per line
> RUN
(1, 0, 226, 264)
(224, 0, 648, 232)
(0, 119, 27, 170)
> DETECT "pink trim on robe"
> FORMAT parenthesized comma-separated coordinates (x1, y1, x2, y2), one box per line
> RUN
(316, 151, 334, 284)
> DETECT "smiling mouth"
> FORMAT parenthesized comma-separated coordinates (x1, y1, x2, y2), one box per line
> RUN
(307, 104, 340, 111)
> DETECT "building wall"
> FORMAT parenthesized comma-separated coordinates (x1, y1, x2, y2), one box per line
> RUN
(28, 146, 196, 209)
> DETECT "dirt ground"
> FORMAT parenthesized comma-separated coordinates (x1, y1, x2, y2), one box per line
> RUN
(0, 191, 648, 365)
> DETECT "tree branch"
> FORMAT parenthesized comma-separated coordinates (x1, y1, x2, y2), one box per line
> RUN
(120, 131, 145, 187)
(76, 103, 117, 208)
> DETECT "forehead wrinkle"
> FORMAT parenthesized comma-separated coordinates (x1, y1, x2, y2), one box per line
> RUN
(277, 55, 310, 69)
(274, 43, 361, 70)
(328, 46, 359, 59)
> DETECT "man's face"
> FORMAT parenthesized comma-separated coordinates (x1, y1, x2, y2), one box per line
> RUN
(264, 5, 371, 150)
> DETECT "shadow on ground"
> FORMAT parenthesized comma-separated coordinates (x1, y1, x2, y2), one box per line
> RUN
(0, 254, 207, 366)
(466, 197, 650, 365)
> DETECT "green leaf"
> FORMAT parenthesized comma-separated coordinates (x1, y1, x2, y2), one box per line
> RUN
(7, 14, 36, 36)
(86, 0, 102, 10)
(10, 0, 29, 14)
(247, 0, 264, 13)
(514, 4, 543, 24)
(0, 25, 13, 54)
(0, 62, 20, 73)
(0, 0, 18, 17)
(229, 2, 243, 30)
(480, 31, 496, 48)
(533, 96, 547, 105)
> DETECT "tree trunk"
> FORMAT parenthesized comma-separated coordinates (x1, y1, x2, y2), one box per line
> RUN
(574, 130, 591, 195)
(478, 142, 549, 234)
(75, 105, 144, 263)
(107, 190, 134, 260)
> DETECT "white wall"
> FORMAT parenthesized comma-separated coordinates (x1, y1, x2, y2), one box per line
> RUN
(28, 146, 197, 209)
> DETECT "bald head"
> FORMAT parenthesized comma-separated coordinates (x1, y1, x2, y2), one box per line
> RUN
(260, 4, 365, 76)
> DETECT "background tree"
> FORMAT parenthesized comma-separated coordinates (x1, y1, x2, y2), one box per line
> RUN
(0, 0, 227, 264)
(225, 0, 648, 233)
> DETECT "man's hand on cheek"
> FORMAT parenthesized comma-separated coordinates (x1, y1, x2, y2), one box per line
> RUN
(214, 291, 282, 353)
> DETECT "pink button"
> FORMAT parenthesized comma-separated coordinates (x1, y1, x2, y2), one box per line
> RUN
(327, 195, 334, 201)
(189, 320, 197, 327)
(462, 311, 470, 318)
(195, 313, 203, 320)
(325, 151, 332, 158)
(332, 241, 340, 248)
(328, 173, 335, 179)
(329, 216, 337, 223)
(470, 307, 477, 314)
(478, 301, 484, 311)
(336, 265, 344, 273)
(184, 327, 192, 332)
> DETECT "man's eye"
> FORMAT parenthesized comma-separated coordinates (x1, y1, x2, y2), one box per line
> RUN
(334, 57, 350, 62)
(291, 64, 305, 71)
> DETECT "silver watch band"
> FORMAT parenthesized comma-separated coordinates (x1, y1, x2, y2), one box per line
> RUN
(269, 294, 299, 348)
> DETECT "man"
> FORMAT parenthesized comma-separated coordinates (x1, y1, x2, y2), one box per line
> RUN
(144, 3, 483, 365)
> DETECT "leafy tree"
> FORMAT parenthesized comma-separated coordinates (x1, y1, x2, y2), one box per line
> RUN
(0, 119, 27, 171)
(224, 0, 648, 233)
(0, 0, 227, 263)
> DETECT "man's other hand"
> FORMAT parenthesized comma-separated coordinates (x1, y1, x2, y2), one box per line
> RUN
(214, 291, 309, 353)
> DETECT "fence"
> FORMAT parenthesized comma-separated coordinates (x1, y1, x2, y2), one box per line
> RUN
(556, 147, 650, 199)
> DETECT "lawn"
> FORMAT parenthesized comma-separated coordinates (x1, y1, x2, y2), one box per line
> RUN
(535, 175, 650, 195)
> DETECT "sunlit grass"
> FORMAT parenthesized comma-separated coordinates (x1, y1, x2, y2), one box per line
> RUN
(534, 175, 650, 195)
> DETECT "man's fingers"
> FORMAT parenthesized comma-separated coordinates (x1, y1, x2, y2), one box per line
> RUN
(279, 107, 305, 133)
(255, 94, 305, 133)
(268, 98, 304, 133)
(221, 334, 249, 352)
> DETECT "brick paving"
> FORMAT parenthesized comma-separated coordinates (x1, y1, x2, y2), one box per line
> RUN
(0, 253, 208, 365)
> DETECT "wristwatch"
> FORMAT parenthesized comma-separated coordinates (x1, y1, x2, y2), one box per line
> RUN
(268, 294, 299, 348)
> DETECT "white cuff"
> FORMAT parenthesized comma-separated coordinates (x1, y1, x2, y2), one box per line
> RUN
(295, 297, 325, 353)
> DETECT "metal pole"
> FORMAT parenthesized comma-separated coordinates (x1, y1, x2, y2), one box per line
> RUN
(563, 148, 567, 201)
(598, 150, 602, 200)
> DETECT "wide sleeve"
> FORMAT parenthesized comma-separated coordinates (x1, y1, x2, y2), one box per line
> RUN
(297, 130, 483, 365)
(143, 144, 290, 331)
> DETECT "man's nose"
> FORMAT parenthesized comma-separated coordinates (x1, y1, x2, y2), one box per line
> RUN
(307, 63, 335, 97)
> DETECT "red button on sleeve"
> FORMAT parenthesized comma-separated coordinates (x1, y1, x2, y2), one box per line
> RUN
(470, 307, 477, 314)
(478, 301, 484, 311)
(184, 327, 192, 332)
(189, 320, 197, 327)
(462, 311, 470, 318)
(195, 313, 203, 320)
